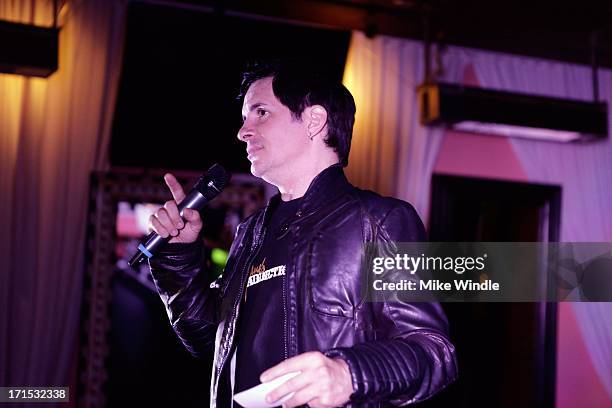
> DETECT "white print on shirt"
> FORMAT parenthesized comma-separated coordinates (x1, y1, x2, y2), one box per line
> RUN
(247, 258, 286, 288)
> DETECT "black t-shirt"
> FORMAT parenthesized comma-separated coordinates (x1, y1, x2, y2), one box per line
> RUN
(233, 197, 302, 400)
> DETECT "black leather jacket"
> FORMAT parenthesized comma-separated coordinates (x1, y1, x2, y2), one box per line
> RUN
(150, 165, 457, 407)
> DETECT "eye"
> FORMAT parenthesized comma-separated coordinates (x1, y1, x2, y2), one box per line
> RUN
(256, 108, 269, 118)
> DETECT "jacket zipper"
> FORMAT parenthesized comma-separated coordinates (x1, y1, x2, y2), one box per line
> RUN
(214, 222, 267, 395)
(282, 267, 288, 360)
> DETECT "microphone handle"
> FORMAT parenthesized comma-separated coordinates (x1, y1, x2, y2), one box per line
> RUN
(128, 190, 207, 267)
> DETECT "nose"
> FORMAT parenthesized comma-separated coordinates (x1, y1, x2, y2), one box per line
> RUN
(237, 123, 254, 142)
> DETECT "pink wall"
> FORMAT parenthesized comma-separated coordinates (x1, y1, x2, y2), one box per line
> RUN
(433, 130, 528, 182)
(556, 303, 610, 407)
(433, 65, 610, 408)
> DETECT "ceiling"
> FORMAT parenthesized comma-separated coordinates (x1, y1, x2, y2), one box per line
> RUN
(156, 0, 612, 69)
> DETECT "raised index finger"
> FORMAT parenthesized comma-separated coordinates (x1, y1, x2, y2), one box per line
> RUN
(164, 173, 186, 204)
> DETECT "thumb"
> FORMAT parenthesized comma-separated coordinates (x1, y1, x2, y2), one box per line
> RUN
(183, 208, 203, 229)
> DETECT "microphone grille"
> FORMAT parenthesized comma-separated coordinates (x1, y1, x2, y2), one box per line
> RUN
(194, 163, 231, 197)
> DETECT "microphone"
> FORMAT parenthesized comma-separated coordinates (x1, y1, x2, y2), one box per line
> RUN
(128, 163, 231, 267)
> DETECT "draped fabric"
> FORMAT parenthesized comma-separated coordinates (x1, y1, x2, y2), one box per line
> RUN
(342, 32, 469, 223)
(470, 50, 612, 243)
(471, 50, 612, 400)
(0, 0, 126, 392)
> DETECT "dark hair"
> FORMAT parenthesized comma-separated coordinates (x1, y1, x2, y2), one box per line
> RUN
(239, 60, 356, 167)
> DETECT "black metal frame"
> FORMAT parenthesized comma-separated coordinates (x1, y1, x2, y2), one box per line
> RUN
(77, 168, 267, 407)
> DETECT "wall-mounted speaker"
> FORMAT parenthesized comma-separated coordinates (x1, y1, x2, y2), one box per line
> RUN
(0, 20, 58, 78)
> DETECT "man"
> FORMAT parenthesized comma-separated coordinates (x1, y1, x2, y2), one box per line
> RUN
(148, 61, 457, 407)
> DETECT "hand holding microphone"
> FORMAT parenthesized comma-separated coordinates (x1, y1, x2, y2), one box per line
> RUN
(149, 173, 203, 244)
(128, 163, 230, 267)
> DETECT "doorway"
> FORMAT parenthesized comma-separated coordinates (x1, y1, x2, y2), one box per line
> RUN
(421, 174, 561, 408)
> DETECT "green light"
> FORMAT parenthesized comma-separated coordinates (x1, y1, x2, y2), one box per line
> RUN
(211, 248, 228, 266)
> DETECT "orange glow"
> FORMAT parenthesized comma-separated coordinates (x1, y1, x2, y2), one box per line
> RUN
(0, 74, 24, 162)
(0, 1, 54, 165)
(342, 32, 397, 193)
(341, 35, 366, 122)
(0, 73, 49, 168)
(0, 0, 55, 27)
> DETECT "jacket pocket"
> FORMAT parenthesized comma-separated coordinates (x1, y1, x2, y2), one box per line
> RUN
(306, 231, 362, 319)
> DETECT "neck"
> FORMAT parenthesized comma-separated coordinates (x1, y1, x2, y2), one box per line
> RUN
(267, 154, 339, 201)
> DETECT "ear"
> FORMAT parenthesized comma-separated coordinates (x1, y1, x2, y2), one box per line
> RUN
(305, 105, 328, 140)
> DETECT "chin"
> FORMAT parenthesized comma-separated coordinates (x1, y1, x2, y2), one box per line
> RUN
(250, 162, 281, 185)
(249, 161, 265, 178)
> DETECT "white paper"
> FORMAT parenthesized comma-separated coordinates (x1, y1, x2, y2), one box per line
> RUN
(233, 371, 300, 408)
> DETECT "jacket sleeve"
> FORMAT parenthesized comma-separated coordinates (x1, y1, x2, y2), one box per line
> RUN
(326, 201, 458, 406)
(149, 241, 220, 358)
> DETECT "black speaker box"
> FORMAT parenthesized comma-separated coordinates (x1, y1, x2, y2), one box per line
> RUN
(0, 20, 58, 77)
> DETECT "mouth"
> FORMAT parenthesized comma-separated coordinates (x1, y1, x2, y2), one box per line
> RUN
(246, 145, 263, 160)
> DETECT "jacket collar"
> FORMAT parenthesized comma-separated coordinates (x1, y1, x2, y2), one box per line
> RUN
(298, 163, 352, 211)
(255, 163, 352, 232)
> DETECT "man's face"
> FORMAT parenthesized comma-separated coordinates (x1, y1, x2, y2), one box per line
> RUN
(238, 77, 310, 180)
